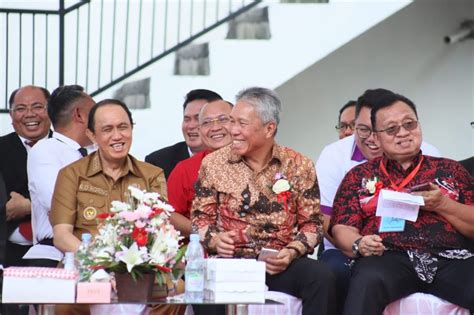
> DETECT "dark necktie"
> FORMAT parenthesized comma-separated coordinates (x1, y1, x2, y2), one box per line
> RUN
(78, 147, 88, 157)
(25, 140, 37, 147)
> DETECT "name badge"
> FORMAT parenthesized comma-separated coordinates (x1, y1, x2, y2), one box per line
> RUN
(379, 216, 405, 232)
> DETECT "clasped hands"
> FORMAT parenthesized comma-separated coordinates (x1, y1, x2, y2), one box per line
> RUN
(210, 230, 297, 275)
(5, 192, 31, 221)
(358, 235, 386, 257)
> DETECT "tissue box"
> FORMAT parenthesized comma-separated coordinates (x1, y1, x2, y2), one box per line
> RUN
(2, 267, 77, 303)
(205, 259, 266, 303)
(76, 282, 112, 303)
(206, 258, 265, 282)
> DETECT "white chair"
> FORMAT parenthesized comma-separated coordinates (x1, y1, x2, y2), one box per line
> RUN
(248, 291, 302, 315)
(383, 293, 470, 315)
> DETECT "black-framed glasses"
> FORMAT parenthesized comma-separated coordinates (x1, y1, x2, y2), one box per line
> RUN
(335, 123, 355, 131)
(375, 120, 419, 136)
(200, 115, 230, 128)
(11, 103, 47, 115)
(355, 126, 372, 139)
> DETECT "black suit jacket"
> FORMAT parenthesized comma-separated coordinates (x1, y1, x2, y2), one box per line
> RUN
(145, 141, 190, 180)
(0, 132, 31, 237)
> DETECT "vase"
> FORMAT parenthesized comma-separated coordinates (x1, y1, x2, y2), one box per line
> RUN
(115, 272, 156, 302)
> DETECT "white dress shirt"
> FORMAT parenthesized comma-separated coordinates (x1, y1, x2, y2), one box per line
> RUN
(316, 135, 441, 251)
(25, 132, 90, 261)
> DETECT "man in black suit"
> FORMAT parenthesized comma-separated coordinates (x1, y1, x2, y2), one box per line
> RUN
(145, 89, 222, 179)
(0, 85, 51, 268)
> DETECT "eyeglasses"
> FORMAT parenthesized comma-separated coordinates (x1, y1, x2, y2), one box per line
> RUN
(335, 123, 355, 131)
(375, 120, 418, 136)
(355, 126, 372, 139)
(201, 115, 230, 128)
(11, 103, 47, 115)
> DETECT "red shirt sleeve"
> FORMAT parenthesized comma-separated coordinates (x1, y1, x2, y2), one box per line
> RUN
(167, 162, 190, 217)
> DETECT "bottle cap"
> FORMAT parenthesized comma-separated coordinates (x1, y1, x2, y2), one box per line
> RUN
(81, 233, 92, 241)
(190, 234, 200, 242)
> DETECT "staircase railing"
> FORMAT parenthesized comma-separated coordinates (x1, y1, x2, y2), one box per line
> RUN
(0, 0, 261, 113)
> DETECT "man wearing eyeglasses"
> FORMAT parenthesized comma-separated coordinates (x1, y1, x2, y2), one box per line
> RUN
(335, 101, 356, 139)
(330, 90, 474, 314)
(0, 86, 52, 269)
(316, 88, 440, 315)
(167, 100, 233, 237)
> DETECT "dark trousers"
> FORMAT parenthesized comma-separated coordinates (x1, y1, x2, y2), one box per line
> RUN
(194, 257, 337, 315)
(320, 249, 351, 315)
(344, 251, 474, 315)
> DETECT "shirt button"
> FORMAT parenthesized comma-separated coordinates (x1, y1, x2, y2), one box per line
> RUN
(243, 194, 249, 198)
(244, 205, 249, 209)
(240, 212, 246, 217)
(112, 185, 117, 190)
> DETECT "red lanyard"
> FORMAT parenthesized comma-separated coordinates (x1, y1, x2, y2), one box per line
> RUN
(379, 156, 424, 191)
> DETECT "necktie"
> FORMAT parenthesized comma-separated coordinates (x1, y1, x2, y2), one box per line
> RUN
(25, 140, 37, 147)
(78, 147, 88, 157)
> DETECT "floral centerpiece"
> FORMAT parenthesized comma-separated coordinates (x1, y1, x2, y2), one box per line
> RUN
(77, 186, 185, 285)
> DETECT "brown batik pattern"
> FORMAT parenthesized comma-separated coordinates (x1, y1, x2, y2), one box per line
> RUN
(191, 144, 323, 258)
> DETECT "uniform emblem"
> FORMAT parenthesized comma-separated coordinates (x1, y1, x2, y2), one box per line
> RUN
(83, 206, 97, 220)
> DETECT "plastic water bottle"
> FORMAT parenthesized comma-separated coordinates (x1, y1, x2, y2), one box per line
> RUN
(185, 234, 205, 302)
(63, 252, 76, 271)
(77, 233, 92, 281)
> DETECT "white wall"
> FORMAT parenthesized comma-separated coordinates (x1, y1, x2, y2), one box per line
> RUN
(276, 0, 474, 162)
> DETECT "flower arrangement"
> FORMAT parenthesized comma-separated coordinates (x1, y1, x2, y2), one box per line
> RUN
(272, 173, 292, 209)
(77, 186, 185, 283)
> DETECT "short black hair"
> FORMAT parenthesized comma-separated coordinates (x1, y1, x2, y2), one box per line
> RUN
(9, 85, 50, 108)
(355, 88, 417, 129)
(182, 89, 222, 110)
(88, 99, 134, 132)
(338, 100, 356, 123)
(48, 85, 87, 128)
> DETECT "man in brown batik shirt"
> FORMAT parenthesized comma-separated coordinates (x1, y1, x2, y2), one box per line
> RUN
(191, 87, 336, 315)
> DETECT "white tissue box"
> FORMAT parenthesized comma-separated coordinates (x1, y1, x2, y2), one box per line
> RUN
(205, 259, 266, 303)
(2, 267, 78, 303)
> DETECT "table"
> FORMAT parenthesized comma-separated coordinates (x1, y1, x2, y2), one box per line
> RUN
(35, 297, 282, 315)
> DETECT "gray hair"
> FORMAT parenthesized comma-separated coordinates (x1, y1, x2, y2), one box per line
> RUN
(235, 87, 281, 126)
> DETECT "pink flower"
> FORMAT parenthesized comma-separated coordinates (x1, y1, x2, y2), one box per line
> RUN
(135, 220, 146, 229)
(118, 211, 139, 221)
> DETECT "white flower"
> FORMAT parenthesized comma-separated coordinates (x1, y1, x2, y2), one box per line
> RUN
(272, 179, 291, 194)
(149, 229, 180, 265)
(135, 204, 152, 219)
(129, 186, 145, 201)
(119, 243, 145, 273)
(111, 201, 129, 213)
(365, 177, 378, 194)
(143, 192, 160, 203)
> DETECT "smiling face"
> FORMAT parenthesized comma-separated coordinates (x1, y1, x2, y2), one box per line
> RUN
(374, 101, 422, 165)
(229, 101, 276, 159)
(354, 106, 382, 161)
(87, 104, 133, 166)
(182, 99, 208, 154)
(338, 105, 356, 139)
(10, 86, 51, 141)
(199, 100, 233, 151)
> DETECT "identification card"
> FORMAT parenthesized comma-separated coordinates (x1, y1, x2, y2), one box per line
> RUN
(379, 216, 406, 232)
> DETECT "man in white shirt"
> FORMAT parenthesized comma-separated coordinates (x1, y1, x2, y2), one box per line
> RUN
(316, 88, 440, 314)
(26, 85, 95, 266)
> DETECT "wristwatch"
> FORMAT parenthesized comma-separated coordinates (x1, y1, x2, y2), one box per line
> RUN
(352, 237, 362, 257)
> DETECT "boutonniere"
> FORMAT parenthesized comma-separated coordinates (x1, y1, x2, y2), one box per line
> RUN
(363, 176, 383, 196)
(272, 173, 292, 209)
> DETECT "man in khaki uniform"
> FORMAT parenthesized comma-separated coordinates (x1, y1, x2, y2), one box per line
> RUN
(50, 99, 166, 250)
(50, 99, 183, 315)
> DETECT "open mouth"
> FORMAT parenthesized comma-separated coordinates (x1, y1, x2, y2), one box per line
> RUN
(111, 142, 125, 151)
(24, 121, 40, 129)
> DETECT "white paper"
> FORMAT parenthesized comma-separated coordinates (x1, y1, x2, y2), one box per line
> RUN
(22, 244, 64, 261)
(376, 189, 425, 222)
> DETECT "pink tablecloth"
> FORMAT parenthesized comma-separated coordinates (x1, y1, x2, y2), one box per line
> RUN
(383, 293, 470, 315)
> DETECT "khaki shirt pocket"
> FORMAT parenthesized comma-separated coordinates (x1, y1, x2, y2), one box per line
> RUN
(77, 191, 107, 227)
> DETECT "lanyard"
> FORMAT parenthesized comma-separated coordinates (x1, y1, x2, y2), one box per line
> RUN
(379, 156, 424, 191)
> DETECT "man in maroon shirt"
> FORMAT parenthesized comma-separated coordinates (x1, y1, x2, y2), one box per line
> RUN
(330, 89, 474, 314)
(168, 100, 233, 236)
